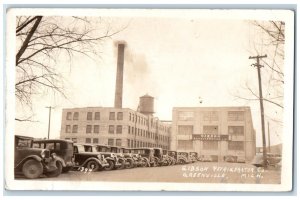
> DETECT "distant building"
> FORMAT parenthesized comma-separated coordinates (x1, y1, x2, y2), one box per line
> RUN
(60, 107, 171, 149)
(171, 106, 256, 163)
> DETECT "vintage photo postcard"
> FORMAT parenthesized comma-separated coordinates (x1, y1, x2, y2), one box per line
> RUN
(5, 8, 294, 191)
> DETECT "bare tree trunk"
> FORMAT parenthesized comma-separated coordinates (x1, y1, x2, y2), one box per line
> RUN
(16, 16, 42, 65)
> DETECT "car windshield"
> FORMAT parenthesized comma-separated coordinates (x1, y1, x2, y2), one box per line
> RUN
(17, 138, 32, 148)
(97, 146, 109, 152)
(111, 148, 118, 153)
(84, 146, 93, 152)
(92, 146, 97, 152)
(77, 145, 85, 152)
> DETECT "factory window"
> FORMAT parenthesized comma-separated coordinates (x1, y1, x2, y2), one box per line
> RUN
(128, 126, 131, 134)
(131, 140, 134, 148)
(127, 139, 130, 148)
(132, 127, 134, 135)
(72, 138, 77, 143)
(108, 125, 114, 134)
(129, 113, 131, 121)
(116, 139, 122, 147)
(109, 112, 115, 120)
(86, 125, 92, 133)
(203, 126, 218, 135)
(95, 112, 100, 120)
(72, 125, 78, 133)
(93, 138, 99, 144)
(117, 112, 123, 120)
(66, 112, 72, 120)
(178, 125, 193, 135)
(178, 140, 193, 150)
(228, 126, 244, 136)
(85, 138, 91, 144)
(228, 141, 244, 151)
(203, 111, 219, 121)
(87, 112, 92, 120)
(203, 141, 218, 150)
(108, 139, 114, 146)
(73, 112, 79, 120)
(228, 111, 245, 121)
(94, 125, 99, 134)
(65, 125, 71, 133)
(116, 125, 122, 134)
(178, 111, 194, 121)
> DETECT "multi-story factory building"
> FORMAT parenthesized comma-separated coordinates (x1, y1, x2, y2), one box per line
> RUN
(60, 96, 171, 149)
(171, 107, 256, 163)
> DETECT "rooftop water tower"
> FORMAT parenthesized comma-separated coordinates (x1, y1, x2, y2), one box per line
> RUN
(139, 94, 154, 116)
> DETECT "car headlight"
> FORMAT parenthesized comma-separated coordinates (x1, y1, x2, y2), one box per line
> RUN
(97, 154, 102, 160)
(51, 153, 57, 159)
(40, 150, 46, 158)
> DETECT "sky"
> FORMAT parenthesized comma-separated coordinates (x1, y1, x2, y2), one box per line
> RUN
(14, 10, 290, 147)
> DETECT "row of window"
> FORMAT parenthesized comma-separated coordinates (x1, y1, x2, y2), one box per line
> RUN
(178, 125, 244, 136)
(128, 126, 169, 142)
(178, 111, 245, 121)
(66, 111, 124, 121)
(126, 139, 168, 149)
(178, 140, 244, 151)
(65, 125, 123, 134)
(129, 113, 170, 132)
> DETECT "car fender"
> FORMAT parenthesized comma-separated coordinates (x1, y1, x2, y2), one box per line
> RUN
(105, 157, 115, 162)
(53, 156, 67, 167)
(15, 155, 42, 169)
(81, 157, 102, 167)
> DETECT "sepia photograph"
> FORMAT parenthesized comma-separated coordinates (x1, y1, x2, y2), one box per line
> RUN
(4, 8, 294, 191)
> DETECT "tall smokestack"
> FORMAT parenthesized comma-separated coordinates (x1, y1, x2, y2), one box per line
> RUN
(114, 42, 125, 108)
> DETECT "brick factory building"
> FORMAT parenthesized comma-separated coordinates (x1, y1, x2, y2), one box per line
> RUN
(60, 100, 171, 149)
(171, 107, 256, 163)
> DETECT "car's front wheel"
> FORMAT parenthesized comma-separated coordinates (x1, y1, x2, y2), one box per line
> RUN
(86, 160, 100, 172)
(45, 161, 62, 177)
(22, 159, 43, 179)
(103, 160, 115, 171)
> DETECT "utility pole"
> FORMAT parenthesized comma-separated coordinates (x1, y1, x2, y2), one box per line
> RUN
(249, 54, 267, 167)
(46, 106, 52, 139)
(268, 121, 271, 153)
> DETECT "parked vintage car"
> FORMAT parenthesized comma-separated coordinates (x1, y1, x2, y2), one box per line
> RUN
(90, 144, 122, 170)
(14, 135, 58, 179)
(189, 152, 198, 163)
(110, 146, 131, 169)
(130, 148, 156, 167)
(122, 148, 147, 167)
(116, 147, 136, 169)
(32, 139, 74, 175)
(167, 150, 178, 165)
(162, 149, 173, 166)
(251, 153, 282, 167)
(153, 148, 169, 166)
(73, 144, 109, 171)
(177, 152, 192, 164)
